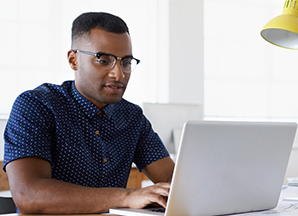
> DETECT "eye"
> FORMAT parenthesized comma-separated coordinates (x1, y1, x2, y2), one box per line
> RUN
(96, 55, 113, 66)
(122, 61, 131, 67)
(122, 58, 132, 67)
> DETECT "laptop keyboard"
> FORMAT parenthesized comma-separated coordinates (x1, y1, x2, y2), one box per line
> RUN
(150, 208, 165, 213)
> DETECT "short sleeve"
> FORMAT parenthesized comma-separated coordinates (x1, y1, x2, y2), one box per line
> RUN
(3, 91, 55, 170)
(133, 114, 170, 171)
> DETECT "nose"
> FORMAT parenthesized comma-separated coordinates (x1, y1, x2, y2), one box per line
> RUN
(108, 60, 125, 81)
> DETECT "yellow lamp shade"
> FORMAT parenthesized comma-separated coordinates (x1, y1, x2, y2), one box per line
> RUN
(261, 0, 298, 49)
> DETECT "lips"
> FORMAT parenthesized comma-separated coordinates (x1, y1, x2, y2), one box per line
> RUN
(104, 82, 124, 94)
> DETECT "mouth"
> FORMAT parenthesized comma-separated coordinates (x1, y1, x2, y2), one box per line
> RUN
(104, 82, 125, 94)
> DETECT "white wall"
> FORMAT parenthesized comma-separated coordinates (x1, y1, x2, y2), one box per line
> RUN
(153, 0, 204, 106)
(0, 119, 7, 161)
(167, 0, 204, 105)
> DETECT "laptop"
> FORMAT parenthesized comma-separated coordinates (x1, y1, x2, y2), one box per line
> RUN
(110, 121, 297, 216)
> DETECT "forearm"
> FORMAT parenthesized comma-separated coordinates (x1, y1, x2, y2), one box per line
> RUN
(12, 178, 130, 214)
(6, 157, 172, 214)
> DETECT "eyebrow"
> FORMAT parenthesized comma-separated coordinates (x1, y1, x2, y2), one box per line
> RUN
(95, 51, 134, 59)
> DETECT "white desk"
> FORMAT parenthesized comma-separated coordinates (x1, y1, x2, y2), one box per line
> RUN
(0, 190, 11, 198)
(239, 186, 298, 216)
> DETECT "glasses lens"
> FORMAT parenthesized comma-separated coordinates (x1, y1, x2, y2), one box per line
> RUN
(96, 55, 115, 70)
(122, 58, 138, 73)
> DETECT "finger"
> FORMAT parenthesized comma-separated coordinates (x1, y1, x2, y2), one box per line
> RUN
(146, 185, 170, 197)
(154, 182, 171, 188)
(148, 194, 168, 208)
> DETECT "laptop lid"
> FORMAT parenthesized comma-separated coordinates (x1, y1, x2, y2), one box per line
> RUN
(166, 121, 297, 216)
(110, 121, 297, 216)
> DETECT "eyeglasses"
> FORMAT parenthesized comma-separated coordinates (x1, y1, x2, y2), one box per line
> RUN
(73, 49, 140, 73)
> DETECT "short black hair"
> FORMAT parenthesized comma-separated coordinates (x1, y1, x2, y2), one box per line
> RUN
(71, 12, 129, 47)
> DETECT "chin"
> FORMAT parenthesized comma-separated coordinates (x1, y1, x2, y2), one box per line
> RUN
(104, 97, 123, 105)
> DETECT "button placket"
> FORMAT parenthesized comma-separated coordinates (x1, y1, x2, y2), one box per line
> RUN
(100, 111, 109, 175)
(94, 110, 109, 176)
(92, 112, 107, 177)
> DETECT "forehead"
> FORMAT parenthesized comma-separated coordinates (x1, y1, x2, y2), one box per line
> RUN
(83, 28, 132, 56)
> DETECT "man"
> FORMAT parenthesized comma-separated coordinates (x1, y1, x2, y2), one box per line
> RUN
(3, 12, 174, 214)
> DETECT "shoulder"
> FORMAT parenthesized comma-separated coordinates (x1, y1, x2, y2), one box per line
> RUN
(12, 81, 73, 116)
(27, 81, 72, 99)
(16, 81, 73, 104)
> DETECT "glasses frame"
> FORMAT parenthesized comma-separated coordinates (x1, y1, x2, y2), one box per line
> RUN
(73, 49, 140, 73)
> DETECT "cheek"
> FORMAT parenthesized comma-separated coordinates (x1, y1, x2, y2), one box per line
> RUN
(78, 62, 103, 81)
(124, 73, 131, 83)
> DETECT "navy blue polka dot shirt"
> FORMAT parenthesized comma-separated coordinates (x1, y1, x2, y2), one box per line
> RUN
(3, 81, 169, 188)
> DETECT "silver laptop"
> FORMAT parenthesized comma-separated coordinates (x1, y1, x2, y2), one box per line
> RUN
(110, 121, 297, 216)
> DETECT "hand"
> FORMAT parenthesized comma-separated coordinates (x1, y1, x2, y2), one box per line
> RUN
(125, 182, 171, 209)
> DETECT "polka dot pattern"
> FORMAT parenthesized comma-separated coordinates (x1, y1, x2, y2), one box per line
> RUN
(3, 81, 169, 188)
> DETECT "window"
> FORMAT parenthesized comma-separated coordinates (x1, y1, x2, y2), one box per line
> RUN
(204, 0, 298, 122)
(0, 0, 163, 117)
(2, 0, 295, 122)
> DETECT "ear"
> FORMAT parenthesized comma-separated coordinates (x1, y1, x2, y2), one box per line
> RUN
(67, 50, 78, 71)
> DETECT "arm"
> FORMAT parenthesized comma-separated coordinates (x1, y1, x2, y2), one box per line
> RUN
(6, 157, 171, 214)
(142, 156, 175, 183)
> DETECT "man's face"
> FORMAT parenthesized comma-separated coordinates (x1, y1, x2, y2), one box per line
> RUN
(70, 28, 132, 109)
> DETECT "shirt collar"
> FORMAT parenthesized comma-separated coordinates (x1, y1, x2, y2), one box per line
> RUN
(71, 81, 114, 119)
(102, 103, 114, 119)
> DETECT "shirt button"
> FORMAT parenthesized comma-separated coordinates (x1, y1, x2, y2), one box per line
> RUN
(103, 114, 106, 117)
(95, 130, 99, 135)
(103, 158, 107, 163)
(97, 110, 101, 115)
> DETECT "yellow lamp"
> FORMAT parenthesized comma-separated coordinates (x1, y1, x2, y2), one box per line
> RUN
(261, 0, 298, 49)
